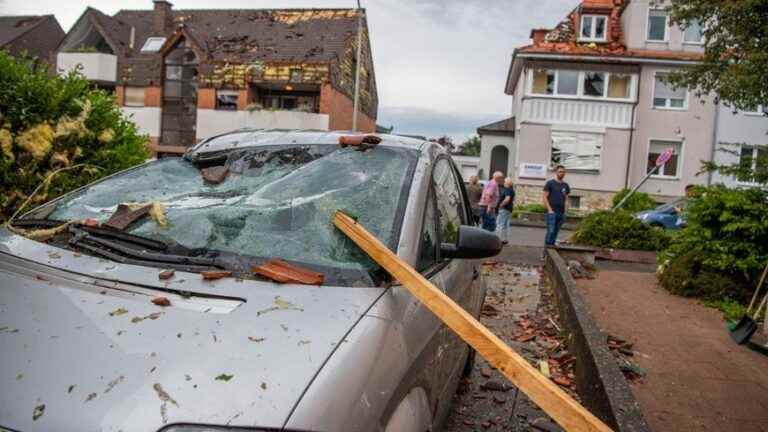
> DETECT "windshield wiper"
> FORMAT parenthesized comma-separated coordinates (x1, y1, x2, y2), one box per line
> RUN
(69, 227, 222, 272)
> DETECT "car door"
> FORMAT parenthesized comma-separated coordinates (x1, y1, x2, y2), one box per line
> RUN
(429, 157, 481, 425)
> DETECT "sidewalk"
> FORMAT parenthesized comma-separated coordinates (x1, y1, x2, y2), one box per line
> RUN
(576, 267, 768, 432)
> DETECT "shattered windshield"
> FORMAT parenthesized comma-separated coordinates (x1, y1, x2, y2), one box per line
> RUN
(46, 144, 417, 277)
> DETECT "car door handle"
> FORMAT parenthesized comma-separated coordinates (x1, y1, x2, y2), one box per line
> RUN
(472, 267, 479, 280)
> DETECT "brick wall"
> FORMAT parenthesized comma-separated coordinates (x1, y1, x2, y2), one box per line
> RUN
(319, 83, 376, 132)
(145, 86, 162, 107)
(237, 88, 253, 111)
(115, 86, 125, 106)
(197, 88, 216, 109)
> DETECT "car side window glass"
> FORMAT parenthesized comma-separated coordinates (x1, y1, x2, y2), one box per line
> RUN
(416, 191, 439, 272)
(433, 159, 465, 245)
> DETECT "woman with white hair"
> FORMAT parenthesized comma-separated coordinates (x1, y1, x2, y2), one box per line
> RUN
(496, 177, 515, 245)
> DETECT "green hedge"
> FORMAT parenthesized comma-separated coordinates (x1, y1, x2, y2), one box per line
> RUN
(0, 52, 150, 222)
(611, 188, 658, 213)
(572, 210, 671, 251)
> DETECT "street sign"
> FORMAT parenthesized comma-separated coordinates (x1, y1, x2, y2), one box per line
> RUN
(656, 148, 675, 167)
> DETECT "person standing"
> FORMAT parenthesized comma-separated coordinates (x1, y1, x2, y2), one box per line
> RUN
(479, 171, 503, 232)
(466, 175, 483, 225)
(543, 165, 570, 247)
(496, 177, 515, 245)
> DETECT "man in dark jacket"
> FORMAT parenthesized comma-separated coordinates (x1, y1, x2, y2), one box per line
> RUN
(543, 165, 570, 247)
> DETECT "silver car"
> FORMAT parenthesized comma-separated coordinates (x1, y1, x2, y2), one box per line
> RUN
(0, 131, 500, 432)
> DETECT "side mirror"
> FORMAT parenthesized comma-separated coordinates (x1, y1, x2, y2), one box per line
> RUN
(440, 225, 502, 259)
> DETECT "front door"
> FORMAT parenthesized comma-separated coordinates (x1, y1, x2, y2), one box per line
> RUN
(490, 145, 509, 176)
(162, 39, 198, 147)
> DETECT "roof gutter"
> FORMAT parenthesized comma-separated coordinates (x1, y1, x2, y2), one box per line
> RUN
(515, 52, 701, 67)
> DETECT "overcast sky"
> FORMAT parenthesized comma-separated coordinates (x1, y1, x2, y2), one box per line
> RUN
(1, 0, 574, 142)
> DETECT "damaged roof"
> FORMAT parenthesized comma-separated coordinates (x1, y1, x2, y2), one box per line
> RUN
(477, 117, 515, 137)
(0, 15, 54, 47)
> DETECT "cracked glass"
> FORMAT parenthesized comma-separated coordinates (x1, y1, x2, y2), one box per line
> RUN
(48, 144, 417, 273)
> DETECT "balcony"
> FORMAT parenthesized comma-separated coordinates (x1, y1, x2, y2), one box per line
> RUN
(521, 97, 633, 129)
(196, 109, 330, 141)
(56, 52, 117, 84)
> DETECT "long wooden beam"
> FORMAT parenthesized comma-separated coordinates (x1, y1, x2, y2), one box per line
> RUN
(333, 211, 613, 432)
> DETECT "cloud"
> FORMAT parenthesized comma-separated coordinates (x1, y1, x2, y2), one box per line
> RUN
(379, 106, 504, 142)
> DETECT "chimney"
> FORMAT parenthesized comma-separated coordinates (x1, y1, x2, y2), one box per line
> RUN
(153, 0, 173, 34)
(530, 29, 549, 46)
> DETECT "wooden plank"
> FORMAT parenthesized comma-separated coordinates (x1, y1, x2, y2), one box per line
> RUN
(333, 211, 613, 432)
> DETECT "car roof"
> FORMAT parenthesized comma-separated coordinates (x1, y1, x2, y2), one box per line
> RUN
(189, 129, 430, 156)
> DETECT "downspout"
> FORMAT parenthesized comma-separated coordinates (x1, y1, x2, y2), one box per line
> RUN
(707, 100, 720, 185)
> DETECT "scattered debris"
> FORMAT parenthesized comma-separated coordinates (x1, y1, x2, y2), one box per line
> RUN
(201, 270, 233, 281)
(338, 134, 381, 151)
(105, 203, 152, 230)
(109, 308, 128, 317)
(185, 374, 192, 381)
(606, 334, 646, 381)
(248, 336, 265, 342)
(539, 360, 551, 378)
(47, 251, 61, 260)
(32, 404, 45, 421)
(104, 375, 125, 394)
(298, 339, 311, 345)
(253, 259, 324, 285)
(257, 296, 304, 316)
(260, 382, 267, 390)
(148, 202, 167, 228)
(16, 373, 23, 380)
(158, 270, 175, 280)
(480, 367, 493, 378)
(153, 383, 178, 424)
(83, 218, 100, 227)
(481, 304, 500, 317)
(131, 312, 163, 323)
(35, 275, 48, 281)
(67, 385, 76, 393)
(479, 380, 512, 392)
(151, 297, 172, 307)
(201, 166, 230, 184)
(215, 374, 234, 382)
(531, 417, 561, 432)
(567, 260, 594, 279)
(85, 392, 97, 402)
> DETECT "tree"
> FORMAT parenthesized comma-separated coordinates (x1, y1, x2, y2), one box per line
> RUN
(666, 0, 768, 111)
(665, 0, 768, 184)
(429, 135, 455, 153)
(458, 135, 481, 156)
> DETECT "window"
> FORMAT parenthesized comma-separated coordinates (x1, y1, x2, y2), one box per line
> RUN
(653, 74, 686, 109)
(583, 72, 606, 97)
(608, 73, 632, 99)
(530, 69, 635, 101)
(532, 69, 555, 95)
(738, 145, 768, 184)
(141, 37, 167, 53)
(124, 87, 145, 107)
(647, 140, 681, 177)
(580, 15, 607, 41)
(416, 191, 439, 272)
(568, 196, 581, 209)
(647, 9, 668, 41)
(551, 131, 603, 171)
(683, 18, 703, 43)
(433, 159, 465, 244)
(216, 89, 239, 111)
(289, 68, 303, 83)
(557, 70, 579, 95)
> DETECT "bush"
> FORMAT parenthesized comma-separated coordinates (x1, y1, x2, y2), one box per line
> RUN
(658, 185, 768, 300)
(0, 52, 150, 222)
(572, 210, 671, 251)
(611, 188, 657, 213)
(518, 203, 547, 213)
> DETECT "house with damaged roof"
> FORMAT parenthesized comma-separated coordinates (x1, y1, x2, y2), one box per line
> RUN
(490, 0, 767, 211)
(56, 1, 378, 154)
(0, 15, 64, 61)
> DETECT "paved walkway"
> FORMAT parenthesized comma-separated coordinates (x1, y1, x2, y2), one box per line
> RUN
(577, 268, 768, 432)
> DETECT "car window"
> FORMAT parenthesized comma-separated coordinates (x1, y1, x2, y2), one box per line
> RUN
(433, 158, 466, 244)
(416, 190, 439, 272)
(46, 144, 418, 276)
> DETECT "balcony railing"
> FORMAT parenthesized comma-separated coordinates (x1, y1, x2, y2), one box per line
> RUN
(521, 97, 633, 129)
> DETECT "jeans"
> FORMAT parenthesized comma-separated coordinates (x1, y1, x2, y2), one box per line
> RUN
(480, 207, 496, 232)
(545, 212, 565, 246)
(496, 208, 511, 242)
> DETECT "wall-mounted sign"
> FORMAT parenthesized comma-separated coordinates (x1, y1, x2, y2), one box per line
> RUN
(519, 163, 547, 179)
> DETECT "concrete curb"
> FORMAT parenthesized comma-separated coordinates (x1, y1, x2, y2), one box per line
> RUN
(509, 219, 580, 231)
(544, 249, 651, 432)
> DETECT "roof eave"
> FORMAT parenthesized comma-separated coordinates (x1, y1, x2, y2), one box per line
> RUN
(515, 51, 702, 66)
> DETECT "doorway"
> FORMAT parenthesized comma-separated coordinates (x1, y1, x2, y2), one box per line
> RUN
(490, 145, 509, 177)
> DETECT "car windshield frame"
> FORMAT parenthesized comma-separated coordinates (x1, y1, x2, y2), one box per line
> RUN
(22, 142, 420, 286)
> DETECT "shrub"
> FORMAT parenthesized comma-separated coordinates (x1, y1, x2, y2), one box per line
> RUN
(0, 52, 150, 222)
(518, 203, 547, 213)
(611, 188, 657, 213)
(658, 185, 768, 300)
(572, 210, 671, 251)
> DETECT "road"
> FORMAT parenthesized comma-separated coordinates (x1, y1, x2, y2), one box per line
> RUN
(442, 226, 572, 432)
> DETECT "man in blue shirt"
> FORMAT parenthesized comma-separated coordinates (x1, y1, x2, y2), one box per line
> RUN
(543, 165, 570, 247)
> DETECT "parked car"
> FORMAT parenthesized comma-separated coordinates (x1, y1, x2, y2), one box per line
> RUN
(0, 130, 500, 432)
(635, 198, 688, 230)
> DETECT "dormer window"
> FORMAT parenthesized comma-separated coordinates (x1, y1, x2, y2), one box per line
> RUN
(580, 15, 607, 42)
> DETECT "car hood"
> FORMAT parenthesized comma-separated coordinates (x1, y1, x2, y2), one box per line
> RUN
(0, 230, 385, 432)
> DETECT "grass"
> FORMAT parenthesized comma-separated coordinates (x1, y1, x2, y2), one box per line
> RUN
(702, 297, 748, 324)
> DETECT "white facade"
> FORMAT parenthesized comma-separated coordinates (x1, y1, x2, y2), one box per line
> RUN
(57, 52, 117, 83)
(196, 109, 330, 141)
(450, 155, 480, 181)
(711, 106, 768, 187)
(478, 134, 515, 180)
(122, 107, 162, 138)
